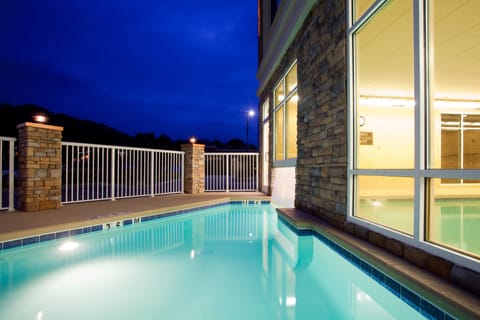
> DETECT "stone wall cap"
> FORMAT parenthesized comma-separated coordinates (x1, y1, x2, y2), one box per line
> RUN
(180, 143, 205, 148)
(16, 122, 64, 131)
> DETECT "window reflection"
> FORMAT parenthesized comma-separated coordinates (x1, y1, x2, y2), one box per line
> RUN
(428, 184, 480, 258)
(355, 176, 414, 235)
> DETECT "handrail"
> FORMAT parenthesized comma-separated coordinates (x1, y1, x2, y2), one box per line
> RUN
(62, 142, 184, 204)
(0, 136, 16, 211)
(205, 152, 259, 192)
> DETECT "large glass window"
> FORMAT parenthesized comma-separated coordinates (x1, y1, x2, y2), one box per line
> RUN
(350, 0, 480, 261)
(353, 0, 414, 235)
(354, 0, 414, 170)
(426, 0, 480, 258)
(274, 62, 298, 161)
(356, 176, 414, 235)
(429, 1, 480, 171)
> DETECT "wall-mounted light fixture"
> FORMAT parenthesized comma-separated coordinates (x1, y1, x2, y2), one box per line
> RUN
(359, 96, 415, 108)
(359, 116, 366, 127)
(434, 99, 480, 109)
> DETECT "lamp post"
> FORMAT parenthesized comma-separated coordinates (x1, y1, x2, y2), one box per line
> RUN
(246, 110, 255, 151)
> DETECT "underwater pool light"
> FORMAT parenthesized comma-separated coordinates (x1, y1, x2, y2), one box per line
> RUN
(59, 241, 79, 252)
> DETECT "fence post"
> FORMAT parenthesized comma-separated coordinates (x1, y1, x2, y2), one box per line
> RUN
(150, 151, 155, 197)
(181, 143, 205, 194)
(226, 154, 230, 192)
(16, 122, 63, 211)
(8, 139, 15, 211)
(111, 148, 116, 200)
(255, 153, 259, 191)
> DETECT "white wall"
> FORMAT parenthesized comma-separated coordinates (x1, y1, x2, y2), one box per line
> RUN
(271, 167, 296, 208)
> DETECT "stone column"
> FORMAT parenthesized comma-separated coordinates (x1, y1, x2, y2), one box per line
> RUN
(181, 143, 205, 194)
(16, 122, 63, 211)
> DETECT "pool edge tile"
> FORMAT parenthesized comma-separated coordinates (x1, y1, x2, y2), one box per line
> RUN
(3, 239, 22, 250)
(277, 211, 458, 320)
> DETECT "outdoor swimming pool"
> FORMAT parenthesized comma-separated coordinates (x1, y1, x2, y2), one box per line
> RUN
(0, 202, 456, 319)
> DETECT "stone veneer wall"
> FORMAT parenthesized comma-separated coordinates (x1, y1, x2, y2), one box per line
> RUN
(258, 1, 480, 296)
(294, 1, 348, 228)
(181, 143, 205, 194)
(16, 122, 63, 211)
(258, 1, 348, 223)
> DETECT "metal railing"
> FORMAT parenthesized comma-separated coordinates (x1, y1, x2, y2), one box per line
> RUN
(204, 153, 258, 192)
(0, 136, 16, 211)
(62, 142, 184, 204)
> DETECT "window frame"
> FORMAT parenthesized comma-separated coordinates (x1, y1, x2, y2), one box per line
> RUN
(347, 0, 480, 272)
(440, 112, 480, 184)
(273, 60, 298, 167)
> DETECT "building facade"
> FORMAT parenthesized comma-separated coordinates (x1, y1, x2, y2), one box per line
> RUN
(257, 0, 480, 295)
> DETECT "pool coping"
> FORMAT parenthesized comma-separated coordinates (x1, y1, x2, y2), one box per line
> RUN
(276, 207, 480, 320)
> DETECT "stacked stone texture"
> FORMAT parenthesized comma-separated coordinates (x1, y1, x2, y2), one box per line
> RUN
(17, 122, 63, 211)
(181, 144, 205, 194)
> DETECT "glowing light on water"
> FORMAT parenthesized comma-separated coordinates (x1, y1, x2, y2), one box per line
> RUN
(59, 241, 79, 252)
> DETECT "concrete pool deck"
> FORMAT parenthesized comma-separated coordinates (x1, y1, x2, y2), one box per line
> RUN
(0, 192, 270, 242)
(0, 192, 479, 319)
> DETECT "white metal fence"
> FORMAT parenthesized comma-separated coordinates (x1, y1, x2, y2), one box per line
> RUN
(0, 136, 16, 211)
(62, 142, 184, 204)
(204, 153, 258, 192)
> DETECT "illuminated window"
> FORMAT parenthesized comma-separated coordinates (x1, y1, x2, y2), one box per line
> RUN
(354, 0, 414, 170)
(353, 0, 377, 21)
(349, 0, 480, 259)
(355, 176, 414, 235)
(352, 0, 414, 235)
(262, 98, 269, 121)
(274, 62, 297, 161)
(427, 0, 480, 257)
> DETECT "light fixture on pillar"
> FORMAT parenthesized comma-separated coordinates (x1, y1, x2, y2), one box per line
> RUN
(189, 136, 197, 144)
(33, 113, 48, 123)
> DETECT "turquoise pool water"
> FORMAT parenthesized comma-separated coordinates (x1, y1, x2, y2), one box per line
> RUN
(0, 203, 451, 319)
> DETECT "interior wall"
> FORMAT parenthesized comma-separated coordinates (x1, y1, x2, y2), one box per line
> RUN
(357, 105, 480, 198)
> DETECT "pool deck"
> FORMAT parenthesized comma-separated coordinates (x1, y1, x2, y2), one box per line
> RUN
(0, 192, 269, 242)
(1, 192, 479, 319)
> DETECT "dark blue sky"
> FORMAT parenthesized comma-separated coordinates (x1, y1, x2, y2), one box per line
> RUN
(0, 0, 259, 143)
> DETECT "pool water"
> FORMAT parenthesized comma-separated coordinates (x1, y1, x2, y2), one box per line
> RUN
(0, 203, 445, 319)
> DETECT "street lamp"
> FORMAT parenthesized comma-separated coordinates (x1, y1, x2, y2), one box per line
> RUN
(246, 110, 255, 151)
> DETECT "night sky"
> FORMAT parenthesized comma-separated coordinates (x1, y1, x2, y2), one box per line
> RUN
(0, 0, 259, 144)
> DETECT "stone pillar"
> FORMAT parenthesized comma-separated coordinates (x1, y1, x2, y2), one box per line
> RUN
(16, 122, 63, 211)
(181, 143, 205, 194)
